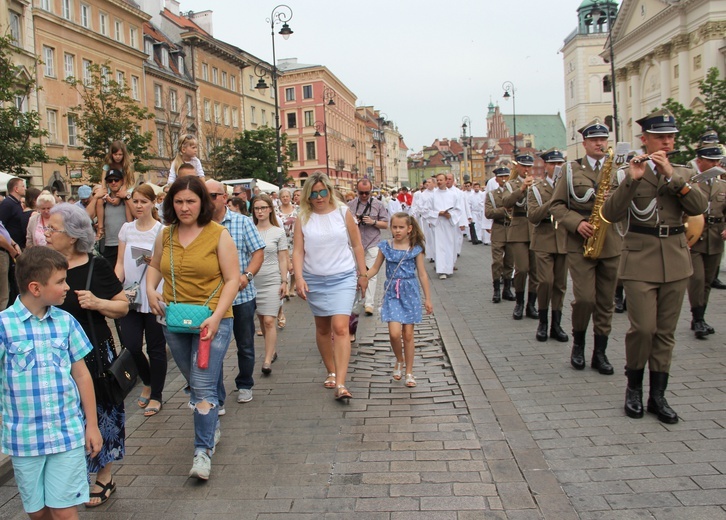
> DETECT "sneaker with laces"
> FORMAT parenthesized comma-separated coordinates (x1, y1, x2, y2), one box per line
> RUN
(189, 452, 211, 480)
(237, 388, 253, 403)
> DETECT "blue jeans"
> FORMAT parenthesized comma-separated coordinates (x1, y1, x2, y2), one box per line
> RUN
(164, 318, 232, 454)
(232, 300, 256, 390)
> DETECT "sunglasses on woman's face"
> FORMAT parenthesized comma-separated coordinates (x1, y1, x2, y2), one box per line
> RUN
(309, 189, 329, 200)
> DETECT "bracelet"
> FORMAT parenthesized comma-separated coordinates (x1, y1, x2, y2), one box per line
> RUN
(358, 273, 368, 278)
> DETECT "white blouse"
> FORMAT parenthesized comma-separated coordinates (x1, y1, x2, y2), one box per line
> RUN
(300, 206, 355, 276)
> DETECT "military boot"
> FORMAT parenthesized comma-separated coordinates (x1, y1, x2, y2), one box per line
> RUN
(513, 292, 524, 320)
(525, 292, 538, 319)
(550, 310, 569, 342)
(703, 304, 715, 334)
(624, 368, 645, 418)
(492, 280, 501, 304)
(502, 278, 516, 301)
(691, 307, 708, 339)
(570, 331, 586, 370)
(536, 310, 548, 342)
(591, 334, 614, 375)
(647, 372, 678, 424)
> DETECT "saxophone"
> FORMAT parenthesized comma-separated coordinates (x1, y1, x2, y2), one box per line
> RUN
(583, 147, 614, 259)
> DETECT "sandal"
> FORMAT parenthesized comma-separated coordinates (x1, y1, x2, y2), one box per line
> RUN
(335, 385, 352, 402)
(144, 402, 162, 417)
(405, 374, 417, 388)
(324, 373, 336, 389)
(137, 395, 150, 408)
(277, 316, 286, 329)
(256, 329, 263, 336)
(392, 361, 404, 381)
(85, 480, 116, 508)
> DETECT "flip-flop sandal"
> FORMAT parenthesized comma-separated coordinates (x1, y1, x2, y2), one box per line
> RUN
(85, 480, 116, 508)
(144, 403, 162, 417)
(137, 396, 150, 408)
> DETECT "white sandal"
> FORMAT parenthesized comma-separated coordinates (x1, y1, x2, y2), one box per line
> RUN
(393, 361, 404, 381)
(405, 374, 417, 387)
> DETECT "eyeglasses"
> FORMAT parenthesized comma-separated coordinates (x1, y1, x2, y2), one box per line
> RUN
(106, 178, 122, 184)
(44, 226, 67, 235)
(233, 192, 242, 196)
(209, 193, 226, 199)
(358, 191, 370, 195)
(309, 189, 329, 200)
(254, 206, 271, 211)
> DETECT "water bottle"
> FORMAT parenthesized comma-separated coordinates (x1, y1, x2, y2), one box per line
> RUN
(197, 327, 210, 369)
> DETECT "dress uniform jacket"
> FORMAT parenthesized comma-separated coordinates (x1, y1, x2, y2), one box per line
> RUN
(602, 164, 708, 283)
(550, 159, 622, 258)
(502, 177, 530, 243)
(484, 187, 510, 243)
(691, 177, 726, 256)
(528, 179, 567, 254)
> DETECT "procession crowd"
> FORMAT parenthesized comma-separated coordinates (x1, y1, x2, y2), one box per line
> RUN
(0, 108, 724, 518)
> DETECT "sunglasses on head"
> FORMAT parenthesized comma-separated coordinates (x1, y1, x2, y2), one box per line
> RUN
(309, 189, 329, 200)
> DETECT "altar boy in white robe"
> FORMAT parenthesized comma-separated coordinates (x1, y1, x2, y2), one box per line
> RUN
(427, 173, 461, 279)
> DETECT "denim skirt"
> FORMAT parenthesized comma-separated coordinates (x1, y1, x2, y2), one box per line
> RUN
(304, 269, 356, 317)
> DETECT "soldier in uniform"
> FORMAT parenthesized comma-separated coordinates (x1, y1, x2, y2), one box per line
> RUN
(687, 138, 726, 338)
(550, 119, 621, 375)
(528, 148, 569, 342)
(485, 166, 515, 303)
(502, 154, 537, 319)
(602, 109, 708, 423)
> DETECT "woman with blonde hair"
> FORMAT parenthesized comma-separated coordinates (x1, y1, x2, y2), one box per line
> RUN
(25, 192, 56, 246)
(293, 173, 368, 402)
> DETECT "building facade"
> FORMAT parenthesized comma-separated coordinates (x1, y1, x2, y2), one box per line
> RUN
(562, 0, 618, 160)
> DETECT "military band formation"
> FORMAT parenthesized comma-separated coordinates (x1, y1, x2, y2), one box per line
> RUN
(410, 109, 725, 425)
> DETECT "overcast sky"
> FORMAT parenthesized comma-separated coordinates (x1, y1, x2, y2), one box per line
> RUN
(179, 0, 591, 153)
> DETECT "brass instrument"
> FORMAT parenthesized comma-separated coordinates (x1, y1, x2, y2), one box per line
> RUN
(583, 147, 614, 259)
(684, 214, 705, 247)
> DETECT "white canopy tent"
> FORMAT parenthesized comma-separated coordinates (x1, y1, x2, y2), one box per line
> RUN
(0, 172, 19, 193)
(221, 178, 279, 193)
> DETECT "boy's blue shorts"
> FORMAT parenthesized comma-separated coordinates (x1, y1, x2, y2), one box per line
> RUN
(11, 446, 89, 513)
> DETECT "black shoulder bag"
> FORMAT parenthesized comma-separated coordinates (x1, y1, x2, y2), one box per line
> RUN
(85, 255, 139, 405)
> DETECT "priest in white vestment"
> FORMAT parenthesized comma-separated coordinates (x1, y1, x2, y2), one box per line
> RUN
(427, 174, 461, 279)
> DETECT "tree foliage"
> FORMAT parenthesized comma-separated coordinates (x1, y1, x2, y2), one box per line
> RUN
(662, 67, 726, 164)
(0, 34, 48, 176)
(65, 62, 154, 181)
(210, 127, 290, 184)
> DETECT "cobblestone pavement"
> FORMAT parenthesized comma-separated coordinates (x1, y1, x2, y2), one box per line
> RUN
(0, 238, 723, 519)
(430, 241, 726, 520)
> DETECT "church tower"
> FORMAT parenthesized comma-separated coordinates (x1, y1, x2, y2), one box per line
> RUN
(561, 0, 618, 159)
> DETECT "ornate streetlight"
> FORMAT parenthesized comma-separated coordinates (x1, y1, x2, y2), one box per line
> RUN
(375, 112, 388, 186)
(502, 81, 518, 155)
(254, 5, 293, 188)
(461, 116, 471, 182)
(313, 121, 330, 176)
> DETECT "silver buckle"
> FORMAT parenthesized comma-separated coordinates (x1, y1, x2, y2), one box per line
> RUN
(658, 225, 669, 238)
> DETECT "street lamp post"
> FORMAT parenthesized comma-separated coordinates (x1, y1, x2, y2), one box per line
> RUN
(461, 116, 471, 183)
(255, 5, 293, 188)
(376, 113, 387, 187)
(313, 120, 330, 176)
(502, 81, 518, 155)
(321, 87, 335, 177)
(590, 1, 619, 142)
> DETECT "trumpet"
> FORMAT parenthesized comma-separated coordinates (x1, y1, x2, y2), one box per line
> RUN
(631, 150, 679, 164)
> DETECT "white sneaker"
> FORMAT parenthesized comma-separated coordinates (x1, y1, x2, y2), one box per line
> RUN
(189, 452, 211, 480)
(439, 274, 447, 280)
(217, 406, 226, 416)
(211, 428, 221, 454)
(237, 389, 253, 403)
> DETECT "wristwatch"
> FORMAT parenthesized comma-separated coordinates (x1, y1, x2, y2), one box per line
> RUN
(125, 193, 132, 200)
(244, 272, 254, 280)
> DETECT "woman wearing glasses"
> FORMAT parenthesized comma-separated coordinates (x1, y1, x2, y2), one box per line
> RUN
(252, 194, 288, 374)
(292, 173, 368, 402)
